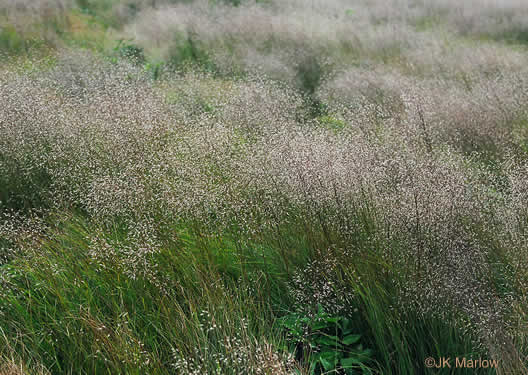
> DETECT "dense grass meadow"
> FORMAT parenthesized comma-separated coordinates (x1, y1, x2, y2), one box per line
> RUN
(3, 0, 528, 374)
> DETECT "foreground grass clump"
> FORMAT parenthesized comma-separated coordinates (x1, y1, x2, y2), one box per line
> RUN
(0, 214, 298, 374)
(1, 209, 496, 374)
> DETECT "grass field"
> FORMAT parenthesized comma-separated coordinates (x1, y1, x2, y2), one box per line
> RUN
(1, 1, 528, 374)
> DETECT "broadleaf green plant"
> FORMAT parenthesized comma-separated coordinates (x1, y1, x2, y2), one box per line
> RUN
(279, 305, 373, 374)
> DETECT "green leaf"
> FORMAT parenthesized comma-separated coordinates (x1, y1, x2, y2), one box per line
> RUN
(341, 357, 361, 367)
(309, 361, 318, 375)
(311, 321, 327, 330)
(342, 318, 353, 334)
(316, 335, 342, 347)
(343, 334, 361, 345)
(355, 348, 373, 358)
(320, 356, 334, 371)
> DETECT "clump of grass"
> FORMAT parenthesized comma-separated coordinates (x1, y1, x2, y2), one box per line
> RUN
(167, 31, 217, 72)
(0, 213, 300, 374)
(0, 26, 27, 55)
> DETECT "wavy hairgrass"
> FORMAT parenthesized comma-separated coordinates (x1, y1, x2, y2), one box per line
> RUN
(1, 42, 528, 374)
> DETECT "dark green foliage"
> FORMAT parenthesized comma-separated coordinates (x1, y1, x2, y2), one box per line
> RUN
(74, 0, 126, 29)
(222, 0, 242, 6)
(75, 0, 91, 9)
(168, 32, 216, 72)
(296, 55, 323, 96)
(144, 61, 165, 80)
(209, 0, 242, 6)
(306, 97, 329, 119)
(489, 28, 528, 46)
(0, 154, 54, 212)
(0, 26, 25, 54)
(279, 306, 373, 374)
(295, 54, 329, 119)
(0, 26, 44, 56)
(113, 39, 146, 65)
